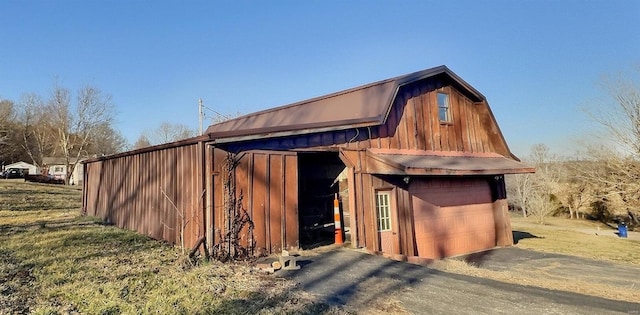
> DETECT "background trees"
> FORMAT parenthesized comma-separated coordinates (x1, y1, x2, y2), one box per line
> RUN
(507, 144, 560, 223)
(133, 122, 196, 149)
(1, 81, 125, 184)
(507, 68, 640, 228)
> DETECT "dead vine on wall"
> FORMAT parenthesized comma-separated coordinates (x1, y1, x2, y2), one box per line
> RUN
(212, 152, 256, 262)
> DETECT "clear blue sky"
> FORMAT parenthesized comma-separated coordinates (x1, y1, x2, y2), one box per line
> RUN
(1, 1, 638, 157)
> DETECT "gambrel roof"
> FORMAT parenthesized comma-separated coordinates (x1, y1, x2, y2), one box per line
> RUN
(206, 65, 486, 142)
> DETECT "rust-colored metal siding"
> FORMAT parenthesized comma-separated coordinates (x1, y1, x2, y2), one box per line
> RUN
(83, 142, 206, 248)
(353, 79, 509, 156)
(347, 173, 510, 259)
(211, 149, 298, 254)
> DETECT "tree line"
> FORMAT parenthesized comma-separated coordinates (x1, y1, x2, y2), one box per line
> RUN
(0, 81, 195, 184)
(507, 68, 640, 228)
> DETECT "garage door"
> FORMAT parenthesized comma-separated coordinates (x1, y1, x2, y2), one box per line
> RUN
(409, 178, 496, 259)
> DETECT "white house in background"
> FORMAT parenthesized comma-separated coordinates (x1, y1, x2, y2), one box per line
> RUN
(42, 157, 85, 185)
(3, 161, 39, 175)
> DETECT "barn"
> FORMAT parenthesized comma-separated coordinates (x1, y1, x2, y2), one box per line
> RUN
(82, 65, 534, 260)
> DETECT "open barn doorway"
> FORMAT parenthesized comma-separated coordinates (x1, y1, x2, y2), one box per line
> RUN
(298, 151, 347, 249)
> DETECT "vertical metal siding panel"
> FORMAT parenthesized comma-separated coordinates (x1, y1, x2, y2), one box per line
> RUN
(468, 102, 479, 152)
(474, 104, 487, 152)
(151, 150, 160, 240)
(235, 153, 250, 247)
(355, 172, 366, 248)
(132, 154, 138, 236)
(412, 85, 426, 151)
(177, 147, 186, 246)
(269, 154, 283, 253)
(186, 146, 194, 247)
(452, 91, 465, 151)
(398, 187, 416, 257)
(423, 84, 434, 151)
(252, 153, 267, 252)
(427, 88, 440, 151)
(449, 91, 459, 151)
(161, 149, 169, 243)
(480, 103, 493, 152)
(212, 149, 223, 245)
(398, 88, 416, 149)
(180, 147, 189, 247)
(379, 115, 390, 149)
(387, 98, 399, 149)
(284, 154, 298, 250)
(84, 163, 91, 215)
(346, 167, 358, 247)
(403, 88, 416, 150)
(170, 148, 179, 245)
(168, 148, 176, 245)
(459, 95, 471, 152)
(142, 152, 149, 237)
(362, 173, 375, 251)
(107, 159, 115, 225)
(187, 145, 195, 247)
(264, 154, 271, 251)
(205, 146, 215, 250)
(397, 93, 409, 149)
(95, 162, 102, 217)
(124, 155, 131, 231)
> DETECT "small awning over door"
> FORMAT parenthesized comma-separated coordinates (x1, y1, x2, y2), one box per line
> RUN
(363, 149, 535, 176)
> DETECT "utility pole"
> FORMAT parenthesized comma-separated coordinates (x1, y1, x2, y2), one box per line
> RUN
(198, 98, 203, 135)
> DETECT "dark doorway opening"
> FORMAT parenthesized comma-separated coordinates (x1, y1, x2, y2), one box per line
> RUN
(298, 151, 345, 249)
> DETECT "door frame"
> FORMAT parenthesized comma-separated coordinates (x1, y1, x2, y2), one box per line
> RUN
(374, 187, 400, 254)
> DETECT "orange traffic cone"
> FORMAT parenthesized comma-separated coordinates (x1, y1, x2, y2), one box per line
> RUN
(334, 193, 343, 244)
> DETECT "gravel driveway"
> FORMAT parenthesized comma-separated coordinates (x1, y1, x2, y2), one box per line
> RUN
(278, 247, 640, 314)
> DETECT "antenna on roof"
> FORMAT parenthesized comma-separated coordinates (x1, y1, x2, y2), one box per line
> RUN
(198, 98, 204, 136)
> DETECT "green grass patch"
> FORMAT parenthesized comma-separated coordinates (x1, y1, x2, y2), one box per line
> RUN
(0, 181, 335, 314)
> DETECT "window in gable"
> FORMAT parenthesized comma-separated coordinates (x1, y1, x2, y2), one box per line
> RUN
(437, 92, 451, 122)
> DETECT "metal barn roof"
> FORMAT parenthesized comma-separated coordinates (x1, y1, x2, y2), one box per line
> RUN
(206, 65, 485, 142)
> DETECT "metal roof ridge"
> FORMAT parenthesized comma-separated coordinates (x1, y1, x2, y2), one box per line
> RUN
(368, 148, 505, 158)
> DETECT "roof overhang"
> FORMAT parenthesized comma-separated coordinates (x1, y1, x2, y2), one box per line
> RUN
(362, 149, 535, 176)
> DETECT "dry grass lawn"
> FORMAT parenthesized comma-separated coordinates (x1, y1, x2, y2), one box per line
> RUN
(510, 215, 640, 265)
(0, 180, 338, 314)
(429, 213, 640, 303)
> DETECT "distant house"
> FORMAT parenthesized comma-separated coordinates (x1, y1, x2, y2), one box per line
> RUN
(42, 157, 85, 185)
(3, 161, 39, 175)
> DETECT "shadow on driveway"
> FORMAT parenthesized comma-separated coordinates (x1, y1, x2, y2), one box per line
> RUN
(278, 247, 640, 314)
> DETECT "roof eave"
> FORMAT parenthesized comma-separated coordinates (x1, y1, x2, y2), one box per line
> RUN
(212, 119, 382, 144)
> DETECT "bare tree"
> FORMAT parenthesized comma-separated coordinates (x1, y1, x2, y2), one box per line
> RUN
(528, 144, 561, 224)
(507, 144, 559, 223)
(48, 83, 115, 184)
(584, 68, 640, 156)
(85, 122, 127, 155)
(506, 173, 533, 217)
(141, 122, 195, 146)
(17, 93, 56, 166)
(0, 99, 15, 148)
(581, 68, 640, 224)
(132, 134, 152, 149)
